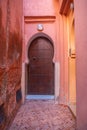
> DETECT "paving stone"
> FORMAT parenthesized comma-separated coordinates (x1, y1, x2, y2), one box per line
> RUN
(9, 100, 76, 130)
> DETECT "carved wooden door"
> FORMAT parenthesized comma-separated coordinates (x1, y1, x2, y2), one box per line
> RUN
(28, 37, 54, 95)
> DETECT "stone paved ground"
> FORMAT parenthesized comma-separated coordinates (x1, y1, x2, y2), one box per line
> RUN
(9, 100, 76, 130)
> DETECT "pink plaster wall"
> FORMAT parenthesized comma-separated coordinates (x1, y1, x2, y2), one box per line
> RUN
(24, 22, 57, 61)
(74, 0, 87, 129)
(58, 15, 69, 104)
(24, 0, 55, 16)
(23, 0, 60, 62)
(23, 0, 69, 104)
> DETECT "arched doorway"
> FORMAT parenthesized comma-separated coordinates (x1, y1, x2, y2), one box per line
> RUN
(27, 34, 54, 96)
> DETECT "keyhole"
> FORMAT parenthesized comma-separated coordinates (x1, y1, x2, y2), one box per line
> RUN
(33, 57, 37, 61)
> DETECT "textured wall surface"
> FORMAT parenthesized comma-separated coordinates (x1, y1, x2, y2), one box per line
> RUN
(74, 0, 87, 130)
(24, 0, 55, 16)
(0, 0, 23, 129)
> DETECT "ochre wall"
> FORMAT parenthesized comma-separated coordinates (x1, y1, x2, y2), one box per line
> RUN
(0, 0, 23, 129)
(67, 9, 76, 104)
(74, 0, 87, 130)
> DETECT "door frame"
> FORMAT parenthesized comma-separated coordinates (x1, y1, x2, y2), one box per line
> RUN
(21, 33, 60, 103)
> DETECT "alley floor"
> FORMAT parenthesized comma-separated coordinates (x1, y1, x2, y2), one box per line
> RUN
(9, 100, 76, 130)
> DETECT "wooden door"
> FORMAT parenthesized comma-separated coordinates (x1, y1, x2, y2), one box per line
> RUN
(28, 37, 54, 95)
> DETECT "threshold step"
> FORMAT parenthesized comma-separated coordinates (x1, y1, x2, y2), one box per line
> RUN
(26, 95, 55, 100)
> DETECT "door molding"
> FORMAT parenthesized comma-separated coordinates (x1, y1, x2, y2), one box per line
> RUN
(21, 33, 60, 103)
(26, 32, 54, 64)
(27, 36, 54, 95)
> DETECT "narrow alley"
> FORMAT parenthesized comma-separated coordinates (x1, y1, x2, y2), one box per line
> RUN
(1, 0, 87, 129)
(9, 100, 76, 130)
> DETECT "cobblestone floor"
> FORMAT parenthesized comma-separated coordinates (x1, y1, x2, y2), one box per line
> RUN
(9, 100, 76, 130)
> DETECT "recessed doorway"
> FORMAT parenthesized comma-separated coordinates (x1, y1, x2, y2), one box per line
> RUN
(27, 36, 54, 97)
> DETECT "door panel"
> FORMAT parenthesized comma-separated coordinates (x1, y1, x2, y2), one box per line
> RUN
(28, 37, 54, 95)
